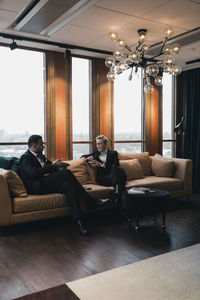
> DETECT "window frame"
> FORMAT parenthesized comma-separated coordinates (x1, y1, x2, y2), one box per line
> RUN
(71, 55, 93, 159)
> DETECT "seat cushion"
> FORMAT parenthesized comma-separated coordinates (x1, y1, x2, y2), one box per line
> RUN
(120, 159, 145, 180)
(126, 176, 184, 192)
(13, 193, 67, 213)
(85, 184, 114, 199)
(118, 152, 152, 176)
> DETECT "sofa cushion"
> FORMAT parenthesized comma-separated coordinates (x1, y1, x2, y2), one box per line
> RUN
(118, 152, 152, 176)
(13, 193, 67, 213)
(66, 158, 91, 185)
(85, 162, 96, 184)
(0, 168, 28, 197)
(151, 154, 176, 177)
(120, 159, 145, 180)
(126, 176, 183, 192)
(0, 156, 19, 172)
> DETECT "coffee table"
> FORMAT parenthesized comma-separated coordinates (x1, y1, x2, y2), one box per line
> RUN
(122, 188, 170, 231)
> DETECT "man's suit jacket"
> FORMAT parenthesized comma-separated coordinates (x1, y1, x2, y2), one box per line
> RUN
(81, 149, 119, 183)
(18, 150, 55, 194)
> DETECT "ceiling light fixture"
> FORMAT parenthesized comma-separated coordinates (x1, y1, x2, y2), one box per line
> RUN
(9, 39, 18, 50)
(105, 28, 182, 94)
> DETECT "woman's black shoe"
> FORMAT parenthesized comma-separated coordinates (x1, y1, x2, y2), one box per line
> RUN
(77, 219, 89, 236)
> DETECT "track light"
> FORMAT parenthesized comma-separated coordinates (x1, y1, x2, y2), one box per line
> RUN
(9, 40, 17, 50)
(64, 49, 71, 59)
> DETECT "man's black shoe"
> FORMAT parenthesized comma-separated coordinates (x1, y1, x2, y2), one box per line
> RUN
(87, 198, 109, 210)
(77, 220, 89, 236)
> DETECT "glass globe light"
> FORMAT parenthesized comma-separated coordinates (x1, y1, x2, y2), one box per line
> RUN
(118, 61, 128, 70)
(109, 31, 118, 41)
(125, 58, 133, 65)
(107, 70, 116, 81)
(164, 65, 173, 73)
(150, 65, 159, 76)
(105, 56, 115, 68)
(171, 43, 181, 54)
(138, 31, 147, 43)
(141, 44, 150, 53)
(164, 55, 175, 66)
(164, 27, 174, 38)
(155, 76, 163, 86)
(163, 45, 171, 55)
(116, 66, 123, 74)
(172, 65, 182, 75)
(144, 82, 154, 94)
(146, 65, 159, 76)
(113, 49, 122, 59)
(129, 51, 139, 62)
(117, 38, 126, 49)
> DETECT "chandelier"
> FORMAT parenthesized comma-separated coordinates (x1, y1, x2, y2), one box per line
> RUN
(105, 28, 182, 94)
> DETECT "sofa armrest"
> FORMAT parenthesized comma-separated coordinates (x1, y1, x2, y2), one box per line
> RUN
(168, 157, 192, 195)
(0, 174, 12, 226)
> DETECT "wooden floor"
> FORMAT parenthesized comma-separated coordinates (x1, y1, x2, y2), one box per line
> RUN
(1, 194, 200, 300)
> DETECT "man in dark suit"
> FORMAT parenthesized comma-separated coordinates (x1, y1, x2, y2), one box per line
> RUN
(18, 135, 107, 236)
(81, 135, 126, 199)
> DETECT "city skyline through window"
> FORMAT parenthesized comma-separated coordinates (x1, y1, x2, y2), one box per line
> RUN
(114, 67, 143, 153)
(0, 47, 45, 157)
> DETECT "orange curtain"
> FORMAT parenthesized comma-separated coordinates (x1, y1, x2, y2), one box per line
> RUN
(145, 79, 162, 155)
(46, 51, 71, 161)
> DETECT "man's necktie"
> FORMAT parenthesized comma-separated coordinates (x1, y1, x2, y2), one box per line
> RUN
(36, 154, 46, 167)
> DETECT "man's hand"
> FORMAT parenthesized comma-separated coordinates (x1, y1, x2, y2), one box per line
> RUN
(52, 159, 67, 167)
(87, 159, 103, 168)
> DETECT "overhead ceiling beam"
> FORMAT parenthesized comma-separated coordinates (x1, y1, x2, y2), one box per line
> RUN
(0, 32, 113, 55)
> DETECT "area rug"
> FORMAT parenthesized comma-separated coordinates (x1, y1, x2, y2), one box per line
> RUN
(67, 243, 200, 300)
(13, 284, 80, 300)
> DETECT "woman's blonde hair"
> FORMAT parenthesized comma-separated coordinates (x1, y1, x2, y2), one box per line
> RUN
(96, 135, 108, 144)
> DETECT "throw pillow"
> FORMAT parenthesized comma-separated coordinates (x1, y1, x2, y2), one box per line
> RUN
(85, 162, 96, 184)
(65, 158, 91, 185)
(0, 168, 28, 197)
(119, 159, 145, 180)
(118, 152, 152, 176)
(151, 153, 176, 177)
(0, 156, 19, 172)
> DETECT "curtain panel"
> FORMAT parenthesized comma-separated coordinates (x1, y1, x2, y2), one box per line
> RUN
(177, 68, 200, 192)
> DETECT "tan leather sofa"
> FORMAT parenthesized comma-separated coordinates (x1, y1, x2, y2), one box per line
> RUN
(0, 153, 192, 227)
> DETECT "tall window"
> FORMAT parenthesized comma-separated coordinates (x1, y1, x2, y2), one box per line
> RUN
(72, 57, 92, 159)
(0, 47, 45, 157)
(113, 68, 144, 153)
(162, 73, 176, 157)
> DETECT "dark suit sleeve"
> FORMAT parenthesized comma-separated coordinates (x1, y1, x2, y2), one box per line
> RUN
(80, 151, 96, 159)
(19, 155, 56, 179)
(105, 151, 119, 168)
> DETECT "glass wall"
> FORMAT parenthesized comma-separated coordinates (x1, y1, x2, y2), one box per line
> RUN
(113, 67, 144, 153)
(72, 57, 92, 159)
(0, 47, 45, 157)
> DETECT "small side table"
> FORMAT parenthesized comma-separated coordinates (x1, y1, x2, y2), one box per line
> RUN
(122, 188, 170, 231)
